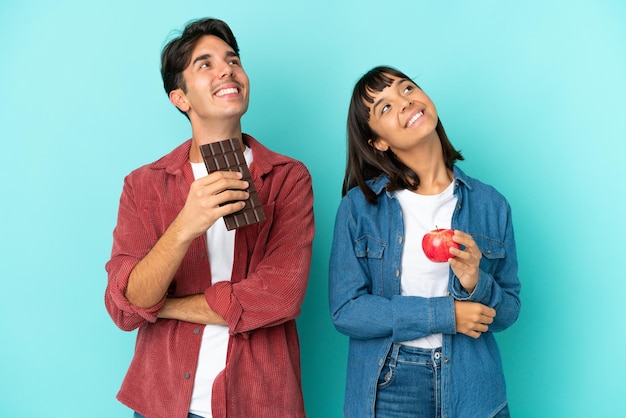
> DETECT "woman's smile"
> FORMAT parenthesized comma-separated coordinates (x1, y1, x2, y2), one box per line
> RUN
(405, 109, 425, 128)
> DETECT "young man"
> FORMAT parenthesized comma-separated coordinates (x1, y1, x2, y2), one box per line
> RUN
(105, 18, 314, 418)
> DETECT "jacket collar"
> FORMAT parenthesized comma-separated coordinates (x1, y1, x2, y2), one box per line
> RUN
(149, 134, 289, 180)
(367, 165, 473, 196)
(453, 165, 473, 191)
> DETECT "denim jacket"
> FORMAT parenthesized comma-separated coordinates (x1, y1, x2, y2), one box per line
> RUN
(329, 166, 521, 418)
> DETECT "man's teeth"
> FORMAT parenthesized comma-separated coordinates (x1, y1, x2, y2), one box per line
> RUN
(216, 87, 238, 96)
(407, 111, 424, 127)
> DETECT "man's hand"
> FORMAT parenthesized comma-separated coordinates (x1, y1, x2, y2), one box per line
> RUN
(174, 170, 250, 243)
(454, 300, 495, 339)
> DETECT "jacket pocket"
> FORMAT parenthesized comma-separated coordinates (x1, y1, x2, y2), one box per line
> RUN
(246, 202, 275, 265)
(472, 234, 505, 276)
(139, 201, 181, 241)
(354, 235, 387, 294)
(354, 235, 386, 259)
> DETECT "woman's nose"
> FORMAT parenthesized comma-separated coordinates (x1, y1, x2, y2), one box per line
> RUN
(400, 100, 413, 113)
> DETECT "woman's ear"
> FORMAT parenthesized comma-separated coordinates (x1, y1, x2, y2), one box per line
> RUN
(369, 138, 389, 152)
(169, 89, 191, 113)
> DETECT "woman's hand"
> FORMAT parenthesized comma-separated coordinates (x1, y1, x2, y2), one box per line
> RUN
(454, 300, 495, 338)
(449, 230, 482, 293)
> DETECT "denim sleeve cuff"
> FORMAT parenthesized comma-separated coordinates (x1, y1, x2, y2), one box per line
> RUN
(430, 296, 456, 335)
(390, 296, 455, 341)
(450, 270, 491, 304)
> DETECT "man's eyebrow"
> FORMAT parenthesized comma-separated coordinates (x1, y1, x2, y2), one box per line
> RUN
(192, 53, 211, 66)
(192, 50, 239, 66)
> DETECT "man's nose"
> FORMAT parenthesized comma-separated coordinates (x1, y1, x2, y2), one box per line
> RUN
(218, 61, 233, 78)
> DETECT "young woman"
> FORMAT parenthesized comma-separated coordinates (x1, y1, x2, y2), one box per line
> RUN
(329, 66, 521, 417)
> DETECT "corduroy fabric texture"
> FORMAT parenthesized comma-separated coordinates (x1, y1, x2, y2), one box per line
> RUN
(105, 135, 314, 418)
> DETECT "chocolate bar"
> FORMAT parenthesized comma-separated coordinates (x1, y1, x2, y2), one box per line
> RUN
(199, 138, 266, 230)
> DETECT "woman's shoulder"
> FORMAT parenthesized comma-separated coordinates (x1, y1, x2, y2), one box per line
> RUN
(454, 166, 509, 205)
(341, 186, 370, 209)
(342, 176, 389, 203)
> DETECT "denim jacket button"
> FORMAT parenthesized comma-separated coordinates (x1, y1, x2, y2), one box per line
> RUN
(395, 270, 400, 277)
(398, 236, 403, 244)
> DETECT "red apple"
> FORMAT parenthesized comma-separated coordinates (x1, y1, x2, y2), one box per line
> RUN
(421, 228, 459, 262)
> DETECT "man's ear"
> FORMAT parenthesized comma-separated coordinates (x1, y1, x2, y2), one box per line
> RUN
(169, 89, 190, 113)
(369, 138, 389, 152)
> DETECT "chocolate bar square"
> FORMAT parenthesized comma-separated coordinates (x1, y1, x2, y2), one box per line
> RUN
(199, 138, 266, 230)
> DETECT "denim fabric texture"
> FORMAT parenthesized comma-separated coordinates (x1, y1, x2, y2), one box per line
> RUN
(329, 166, 521, 418)
(375, 344, 442, 417)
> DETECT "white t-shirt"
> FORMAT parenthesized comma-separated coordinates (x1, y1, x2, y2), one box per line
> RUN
(188, 146, 253, 417)
(394, 180, 457, 349)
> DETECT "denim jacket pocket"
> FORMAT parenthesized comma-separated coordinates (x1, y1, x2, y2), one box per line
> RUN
(354, 235, 386, 258)
(472, 234, 505, 275)
(354, 235, 387, 295)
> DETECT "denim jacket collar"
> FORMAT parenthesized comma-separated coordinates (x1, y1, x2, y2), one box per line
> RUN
(367, 165, 474, 196)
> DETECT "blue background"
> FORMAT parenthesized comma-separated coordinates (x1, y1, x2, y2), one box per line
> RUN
(1, 1, 625, 417)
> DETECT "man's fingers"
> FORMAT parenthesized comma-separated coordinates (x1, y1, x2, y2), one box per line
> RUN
(210, 189, 250, 207)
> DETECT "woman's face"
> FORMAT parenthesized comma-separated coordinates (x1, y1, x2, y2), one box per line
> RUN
(366, 75, 439, 157)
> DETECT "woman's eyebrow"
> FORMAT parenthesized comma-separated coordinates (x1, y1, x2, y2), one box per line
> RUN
(373, 97, 385, 114)
(372, 79, 404, 113)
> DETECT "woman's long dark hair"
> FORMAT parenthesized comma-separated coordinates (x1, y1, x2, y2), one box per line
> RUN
(343, 66, 463, 203)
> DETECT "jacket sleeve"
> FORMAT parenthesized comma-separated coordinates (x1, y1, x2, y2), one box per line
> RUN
(104, 174, 165, 331)
(328, 196, 456, 342)
(204, 162, 314, 335)
(450, 200, 521, 332)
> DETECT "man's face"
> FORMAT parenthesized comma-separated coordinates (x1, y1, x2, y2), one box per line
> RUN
(172, 35, 250, 123)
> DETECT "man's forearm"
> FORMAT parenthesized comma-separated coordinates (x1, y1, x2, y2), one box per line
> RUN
(158, 294, 227, 325)
(125, 217, 194, 308)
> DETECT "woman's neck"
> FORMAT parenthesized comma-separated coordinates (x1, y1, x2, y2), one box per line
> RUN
(403, 137, 453, 195)
(413, 163, 453, 195)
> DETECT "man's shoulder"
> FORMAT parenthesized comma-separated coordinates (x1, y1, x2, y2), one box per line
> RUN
(133, 140, 191, 170)
(125, 140, 191, 181)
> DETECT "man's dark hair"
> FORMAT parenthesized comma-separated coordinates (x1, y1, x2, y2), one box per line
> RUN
(160, 18, 240, 96)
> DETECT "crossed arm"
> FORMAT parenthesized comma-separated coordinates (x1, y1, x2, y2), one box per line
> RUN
(124, 170, 249, 324)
